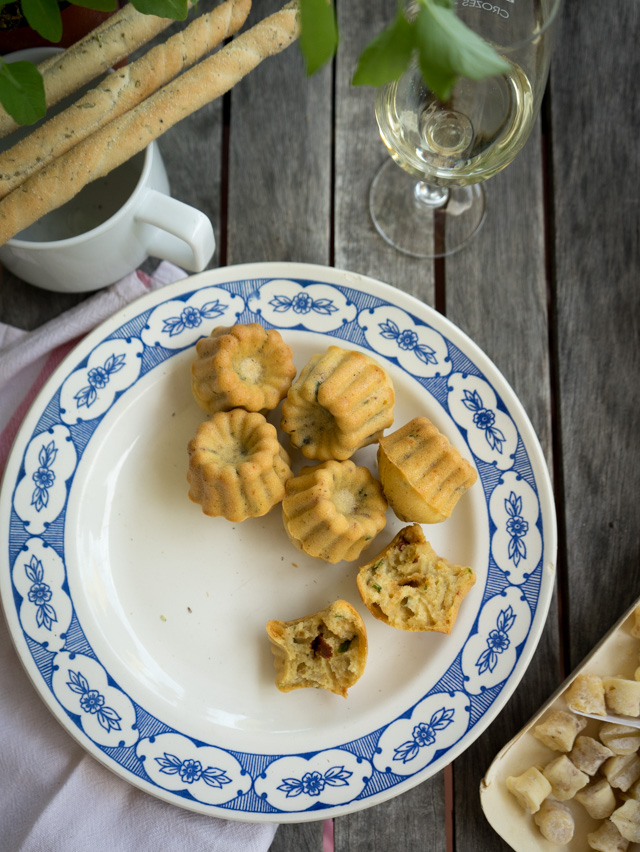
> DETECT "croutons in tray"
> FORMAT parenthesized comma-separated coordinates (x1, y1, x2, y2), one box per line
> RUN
(481, 597, 640, 851)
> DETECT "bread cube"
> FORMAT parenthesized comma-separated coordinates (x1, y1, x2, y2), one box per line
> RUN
(587, 819, 630, 852)
(570, 735, 614, 775)
(624, 775, 640, 799)
(604, 677, 640, 717)
(600, 723, 640, 755)
(542, 754, 589, 800)
(565, 673, 606, 715)
(505, 766, 552, 813)
(575, 778, 618, 819)
(611, 799, 640, 843)
(533, 709, 587, 752)
(630, 604, 640, 639)
(603, 753, 640, 792)
(533, 798, 574, 845)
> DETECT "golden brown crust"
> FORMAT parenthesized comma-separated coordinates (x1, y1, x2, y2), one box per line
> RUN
(356, 524, 476, 633)
(191, 323, 295, 414)
(266, 599, 368, 697)
(282, 459, 387, 563)
(377, 416, 477, 523)
(280, 345, 394, 460)
(187, 408, 292, 521)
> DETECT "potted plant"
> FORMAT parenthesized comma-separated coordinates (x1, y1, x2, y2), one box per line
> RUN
(0, 1, 116, 52)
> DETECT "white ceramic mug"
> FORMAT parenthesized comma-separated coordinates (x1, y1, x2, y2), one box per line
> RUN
(0, 48, 216, 293)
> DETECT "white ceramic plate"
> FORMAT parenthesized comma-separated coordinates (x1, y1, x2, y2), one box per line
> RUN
(0, 262, 556, 821)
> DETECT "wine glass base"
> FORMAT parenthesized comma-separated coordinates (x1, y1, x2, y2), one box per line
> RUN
(369, 159, 486, 259)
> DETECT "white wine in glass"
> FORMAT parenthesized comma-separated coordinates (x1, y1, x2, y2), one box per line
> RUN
(370, 0, 562, 258)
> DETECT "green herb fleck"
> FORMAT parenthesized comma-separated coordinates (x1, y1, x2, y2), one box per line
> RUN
(338, 639, 352, 654)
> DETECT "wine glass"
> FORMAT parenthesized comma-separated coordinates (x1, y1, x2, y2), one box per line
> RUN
(370, 0, 563, 258)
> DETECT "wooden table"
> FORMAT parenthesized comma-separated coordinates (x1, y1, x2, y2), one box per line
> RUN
(2, 1, 639, 849)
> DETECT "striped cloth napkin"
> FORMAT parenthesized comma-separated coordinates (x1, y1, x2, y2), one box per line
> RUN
(0, 262, 279, 852)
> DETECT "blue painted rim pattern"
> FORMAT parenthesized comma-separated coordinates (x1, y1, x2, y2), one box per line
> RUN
(2, 265, 556, 821)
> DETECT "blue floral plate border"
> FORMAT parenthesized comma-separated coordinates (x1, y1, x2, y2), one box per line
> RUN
(0, 263, 556, 821)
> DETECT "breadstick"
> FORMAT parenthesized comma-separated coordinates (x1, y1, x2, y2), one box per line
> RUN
(0, 2, 183, 139)
(0, 0, 251, 199)
(0, 1, 300, 246)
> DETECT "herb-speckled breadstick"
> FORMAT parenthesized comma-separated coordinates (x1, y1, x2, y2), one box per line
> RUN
(0, 1, 300, 246)
(0, 0, 251, 199)
(0, 2, 182, 139)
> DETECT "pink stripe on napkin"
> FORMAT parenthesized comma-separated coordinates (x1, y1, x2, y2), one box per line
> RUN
(323, 818, 335, 852)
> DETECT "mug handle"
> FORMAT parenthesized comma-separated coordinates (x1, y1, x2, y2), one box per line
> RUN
(134, 188, 216, 272)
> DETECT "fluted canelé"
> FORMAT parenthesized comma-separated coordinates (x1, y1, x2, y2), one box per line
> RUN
(280, 345, 394, 460)
(377, 416, 477, 523)
(191, 323, 296, 414)
(282, 459, 387, 563)
(187, 408, 292, 522)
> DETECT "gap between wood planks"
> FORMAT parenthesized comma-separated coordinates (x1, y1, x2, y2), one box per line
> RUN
(539, 80, 568, 683)
(219, 89, 231, 268)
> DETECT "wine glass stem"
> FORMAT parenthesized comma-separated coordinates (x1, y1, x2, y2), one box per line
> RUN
(414, 181, 449, 210)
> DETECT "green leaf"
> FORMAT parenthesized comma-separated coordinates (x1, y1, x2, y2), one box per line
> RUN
(416, 0, 510, 101)
(299, 0, 338, 76)
(130, 0, 190, 20)
(21, 0, 62, 42)
(0, 60, 45, 125)
(352, 8, 415, 87)
(71, 0, 119, 11)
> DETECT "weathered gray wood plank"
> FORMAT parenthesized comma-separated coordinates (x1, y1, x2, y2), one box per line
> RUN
(334, 775, 445, 852)
(225, 0, 332, 266)
(550, 0, 640, 667)
(445, 132, 558, 850)
(330, 2, 443, 850)
(270, 820, 324, 852)
(0, 272, 86, 330)
(334, 0, 436, 304)
(226, 4, 330, 849)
